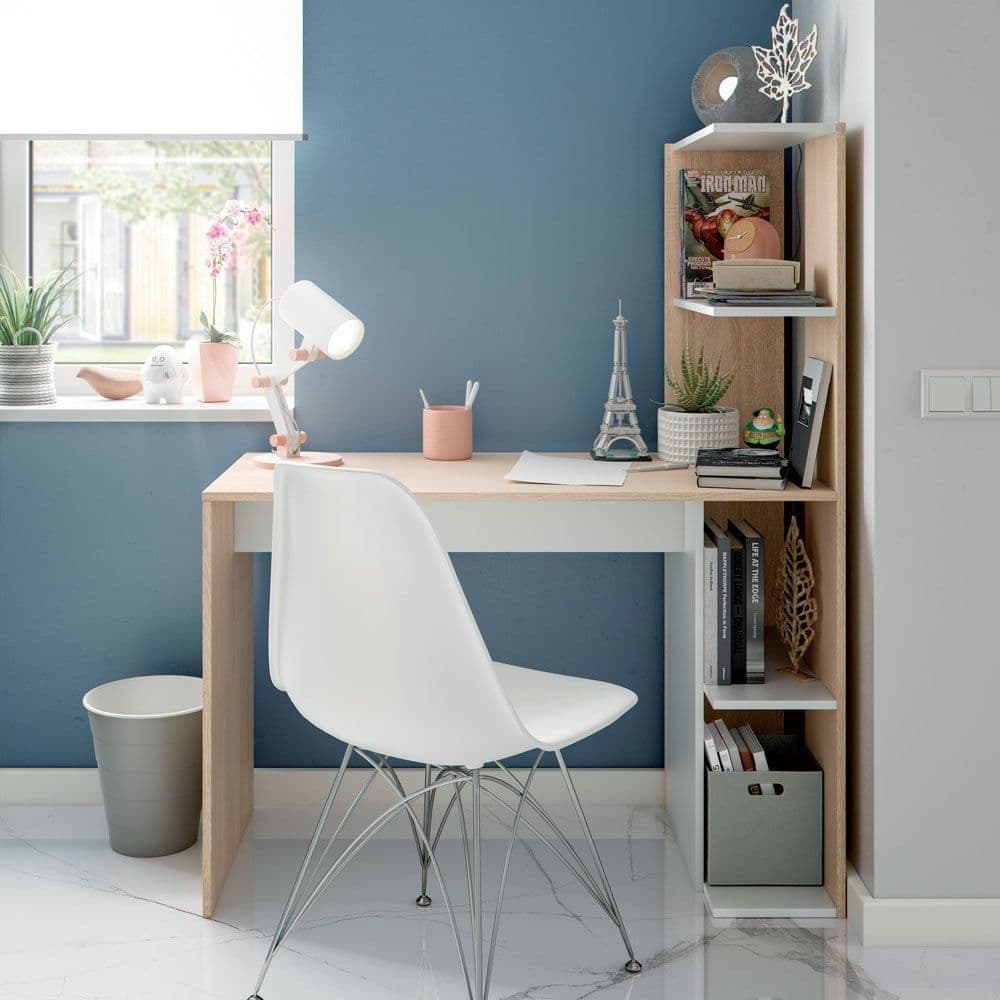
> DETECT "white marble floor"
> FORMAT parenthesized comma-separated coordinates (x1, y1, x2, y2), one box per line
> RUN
(2, 805, 999, 1000)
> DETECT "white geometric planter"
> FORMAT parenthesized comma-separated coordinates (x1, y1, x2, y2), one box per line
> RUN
(657, 405, 740, 464)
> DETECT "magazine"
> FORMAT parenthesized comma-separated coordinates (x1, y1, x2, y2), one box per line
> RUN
(680, 168, 772, 298)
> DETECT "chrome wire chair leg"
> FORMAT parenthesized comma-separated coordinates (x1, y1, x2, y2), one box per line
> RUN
(483, 751, 542, 999)
(555, 750, 642, 974)
(381, 759, 432, 871)
(471, 770, 484, 1000)
(487, 768, 609, 905)
(354, 751, 477, 1000)
(247, 743, 355, 1000)
(416, 762, 435, 907)
(249, 760, 473, 1000)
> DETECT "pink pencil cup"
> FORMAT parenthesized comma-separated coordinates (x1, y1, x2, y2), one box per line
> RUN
(423, 405, 473, 460)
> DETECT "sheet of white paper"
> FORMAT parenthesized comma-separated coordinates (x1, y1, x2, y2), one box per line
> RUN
(504, 451, 629, 487)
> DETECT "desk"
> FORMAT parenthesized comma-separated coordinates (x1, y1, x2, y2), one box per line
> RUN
(201, 452, 836, 918)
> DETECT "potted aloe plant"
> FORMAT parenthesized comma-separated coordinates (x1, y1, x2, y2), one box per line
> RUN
(0, 263, 79, 405)
(193, 200, 269, 402)
(658, 341, 739, 463)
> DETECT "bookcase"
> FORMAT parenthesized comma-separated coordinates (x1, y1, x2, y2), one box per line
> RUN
(663, 122, 846, 918)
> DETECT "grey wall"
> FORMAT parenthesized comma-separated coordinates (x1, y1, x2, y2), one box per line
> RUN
(0, 0, 781, 770)
(798, 0, 1000, 898)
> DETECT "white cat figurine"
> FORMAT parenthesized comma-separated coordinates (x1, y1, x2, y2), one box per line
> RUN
(141, 345, 187, 404)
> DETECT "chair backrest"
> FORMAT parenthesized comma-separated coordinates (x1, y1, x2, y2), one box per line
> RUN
(269, 463, 533, 768)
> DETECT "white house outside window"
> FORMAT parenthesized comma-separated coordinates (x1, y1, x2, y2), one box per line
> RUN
(0, 139, 293, 395)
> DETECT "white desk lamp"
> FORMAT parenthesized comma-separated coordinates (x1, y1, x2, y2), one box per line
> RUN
(250, 280, 365, 468)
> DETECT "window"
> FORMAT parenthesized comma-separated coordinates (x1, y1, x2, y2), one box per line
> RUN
(0, 139, 293, 393)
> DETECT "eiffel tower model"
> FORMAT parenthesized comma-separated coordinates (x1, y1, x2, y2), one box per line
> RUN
(591, 301, 651, 461)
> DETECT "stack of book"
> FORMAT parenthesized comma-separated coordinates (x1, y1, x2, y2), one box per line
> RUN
(705, 720, 777, 790)
(705, 288, 827, 308)
(696, 447, 788, 491)
(704, 517, 765, 685)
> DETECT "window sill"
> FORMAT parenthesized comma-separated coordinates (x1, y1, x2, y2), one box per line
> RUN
(0, 395, 277, 423)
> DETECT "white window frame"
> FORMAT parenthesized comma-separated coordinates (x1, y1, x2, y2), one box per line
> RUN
(0, 139, 295, 397)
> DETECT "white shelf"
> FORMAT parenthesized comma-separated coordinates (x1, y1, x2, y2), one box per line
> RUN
(704, 883, 836, 919)
(674, 297, 836, 319)
(672, 122, 838, 153)
(0, 394, 275, 422)
(704, 631, 836, 711)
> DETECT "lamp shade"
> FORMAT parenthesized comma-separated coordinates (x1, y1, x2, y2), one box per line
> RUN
(279, 281, 365, 361)
(0, 1, 302, 137)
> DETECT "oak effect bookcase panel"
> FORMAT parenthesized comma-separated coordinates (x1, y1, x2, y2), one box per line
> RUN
(663, 123, 846, 919)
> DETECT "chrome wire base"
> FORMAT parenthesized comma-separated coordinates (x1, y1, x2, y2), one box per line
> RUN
(247, 747, 641, 1000)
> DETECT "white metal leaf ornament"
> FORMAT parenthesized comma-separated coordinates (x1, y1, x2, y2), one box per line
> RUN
(752, 4, 819, 123)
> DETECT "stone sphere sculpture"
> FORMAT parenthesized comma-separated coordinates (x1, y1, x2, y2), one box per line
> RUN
(691, 46, 780, 125)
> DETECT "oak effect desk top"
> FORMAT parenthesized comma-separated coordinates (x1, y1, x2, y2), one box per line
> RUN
(203, 452, 835, 504)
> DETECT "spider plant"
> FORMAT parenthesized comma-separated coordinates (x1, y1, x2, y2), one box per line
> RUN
(0, 262, 80, 346)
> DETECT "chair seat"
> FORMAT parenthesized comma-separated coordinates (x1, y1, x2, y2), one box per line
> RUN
(492, 662, 637, 752)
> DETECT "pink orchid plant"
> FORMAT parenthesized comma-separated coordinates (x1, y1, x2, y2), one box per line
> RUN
(199, 200, 270, 347)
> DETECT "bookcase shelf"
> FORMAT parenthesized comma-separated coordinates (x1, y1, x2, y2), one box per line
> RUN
(703, 883, 837, 919)
(672, 122, 838, 153)
(673, 297, 836, 319)
(704, 631, 837, 711)
(664, 124, 847, 921)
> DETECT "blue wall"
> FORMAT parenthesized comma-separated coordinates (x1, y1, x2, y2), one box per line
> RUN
(0, 0, 777, 768)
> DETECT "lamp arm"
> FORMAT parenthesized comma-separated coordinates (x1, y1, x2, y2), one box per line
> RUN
(263, 381, 302, 458)
(249, 298, 314, 459)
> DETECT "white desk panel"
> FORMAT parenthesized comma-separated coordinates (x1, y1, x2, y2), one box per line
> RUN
(235, 499, 687, 554)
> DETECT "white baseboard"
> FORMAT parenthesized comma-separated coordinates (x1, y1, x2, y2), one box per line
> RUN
(0, 767, 665, 810)
(848, 866, 1000, 945)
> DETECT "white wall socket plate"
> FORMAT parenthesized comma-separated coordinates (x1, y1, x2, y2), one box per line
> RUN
(921, 369, 1000, 418)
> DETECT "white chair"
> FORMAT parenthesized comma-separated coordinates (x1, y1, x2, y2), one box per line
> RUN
(248, 463, 642, 1000)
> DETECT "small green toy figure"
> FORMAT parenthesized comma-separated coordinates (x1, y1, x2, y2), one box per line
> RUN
(744, 407, 786, 447)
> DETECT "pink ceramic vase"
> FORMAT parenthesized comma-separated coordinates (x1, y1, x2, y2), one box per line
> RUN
(198, 342, 240, 403)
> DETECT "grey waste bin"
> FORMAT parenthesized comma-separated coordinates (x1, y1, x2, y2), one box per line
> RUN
(83, 675, 203, 858)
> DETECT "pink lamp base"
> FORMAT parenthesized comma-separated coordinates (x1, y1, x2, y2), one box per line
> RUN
(252, 451, 344, 468)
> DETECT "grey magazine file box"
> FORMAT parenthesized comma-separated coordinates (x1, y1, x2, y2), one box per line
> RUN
(706, 734, 822, 886)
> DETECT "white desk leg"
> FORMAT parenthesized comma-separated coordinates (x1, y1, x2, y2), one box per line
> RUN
(665, 500, 705, 890)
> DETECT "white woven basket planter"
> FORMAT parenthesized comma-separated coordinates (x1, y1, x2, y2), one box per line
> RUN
(0, 344, 57, 405)
(657, 405, 740, 464)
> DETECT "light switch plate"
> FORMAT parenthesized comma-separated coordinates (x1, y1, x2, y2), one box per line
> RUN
(921, 369, 1000, 418)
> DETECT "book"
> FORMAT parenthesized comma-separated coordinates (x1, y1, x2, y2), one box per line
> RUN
(703, 519, 732, 685)
(789, 356, 833, 488)
(729, 519, 765, 684)
(704, 536, 719, 685)
(728, 529, 746, 683)
(680, 167, 772, 299)
(738, 724, 770, 771)
(696, 447, 788, 478)
(709, 721, 734, 770)
(730, 726, 756, 771)
(703, 722, 722, 771)
(713, 719, 744, 771)
(697, 476, 787, 491)
(706, 290, 827, 307)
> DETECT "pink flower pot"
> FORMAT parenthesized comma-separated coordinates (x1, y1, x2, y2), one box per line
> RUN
(198, 342, 240, 403)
